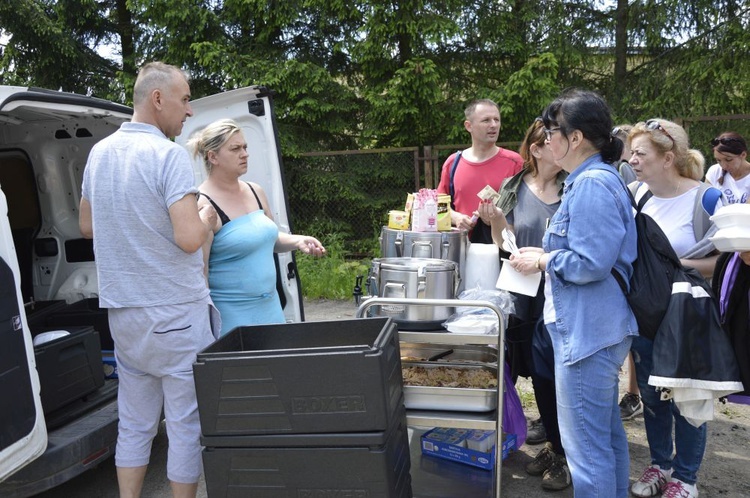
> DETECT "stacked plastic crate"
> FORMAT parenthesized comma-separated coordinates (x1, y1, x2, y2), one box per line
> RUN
(193, 317, 412, 498)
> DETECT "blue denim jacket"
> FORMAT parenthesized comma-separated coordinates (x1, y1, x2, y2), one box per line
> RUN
(543, 154, 638, 365)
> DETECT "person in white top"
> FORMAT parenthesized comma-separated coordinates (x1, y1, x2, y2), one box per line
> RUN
(627, 119, 719, 498)
(705, 132, 750, 204)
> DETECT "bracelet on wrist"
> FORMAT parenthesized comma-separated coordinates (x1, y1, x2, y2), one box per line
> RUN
(535, 254, 543, 271)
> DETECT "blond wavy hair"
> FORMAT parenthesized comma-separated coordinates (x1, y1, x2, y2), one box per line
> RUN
(629, 119, 705, 180)
(186, 119, 242, 174)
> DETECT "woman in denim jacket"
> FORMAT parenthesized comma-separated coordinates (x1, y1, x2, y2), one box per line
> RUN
(510, 89, 638, 497)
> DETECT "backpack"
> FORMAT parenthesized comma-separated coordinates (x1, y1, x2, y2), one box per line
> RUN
(611, 182, 721, 340)
(611, 189, 681, 340)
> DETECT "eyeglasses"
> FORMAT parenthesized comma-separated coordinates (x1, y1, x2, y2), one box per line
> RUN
(711, 137, 743, 147)
(646, 119, 675, 145)
(544, 127, 561, 141)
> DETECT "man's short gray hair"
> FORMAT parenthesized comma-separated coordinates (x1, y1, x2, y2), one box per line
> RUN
(132, 62, 188, 106)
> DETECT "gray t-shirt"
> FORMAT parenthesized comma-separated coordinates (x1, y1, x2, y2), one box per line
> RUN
(82, 122, 208, 308)
(506, 182, 561, 321)
(506, 182, 561, 249)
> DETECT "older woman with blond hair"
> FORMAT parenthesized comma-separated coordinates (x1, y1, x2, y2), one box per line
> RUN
(188, 119, 325, 336)
(627, 118, 721, 498)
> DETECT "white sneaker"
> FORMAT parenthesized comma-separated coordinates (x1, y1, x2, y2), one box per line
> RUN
(631, 465, 672, 497)
(662, 478, 699, 498)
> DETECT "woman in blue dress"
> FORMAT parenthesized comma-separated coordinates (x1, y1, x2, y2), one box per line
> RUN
(189, 119, 326, 336)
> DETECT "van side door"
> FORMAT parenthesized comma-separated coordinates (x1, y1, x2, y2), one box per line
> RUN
(0, 186, 47, 481)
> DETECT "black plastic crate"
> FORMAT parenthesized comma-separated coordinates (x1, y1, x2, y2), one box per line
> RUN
(25, 300, 68, 328)
(32, 325, 105, 414)
(193, 317, 404, 436)
(38, 298, 113, 351)
(201, 411, 412, 498)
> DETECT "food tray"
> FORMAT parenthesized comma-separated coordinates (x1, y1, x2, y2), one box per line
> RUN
(402, 363, 497, 412)
(709, 231, 750, 252)
(400, 343, 497, 365)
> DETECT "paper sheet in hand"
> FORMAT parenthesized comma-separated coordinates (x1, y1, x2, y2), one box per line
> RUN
(477, 185, 500, 203)
(496, 259, 541, 296)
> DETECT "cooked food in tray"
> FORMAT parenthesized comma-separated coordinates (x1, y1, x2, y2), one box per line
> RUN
(402, 365, 498, 389)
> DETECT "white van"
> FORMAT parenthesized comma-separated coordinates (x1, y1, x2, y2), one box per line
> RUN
(0, 85, 304, 496)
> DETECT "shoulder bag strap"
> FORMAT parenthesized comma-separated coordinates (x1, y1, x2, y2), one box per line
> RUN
(448, 151, 462, 209)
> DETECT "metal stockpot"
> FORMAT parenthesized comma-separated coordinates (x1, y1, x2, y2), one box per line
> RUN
(366, 257, 459, 330)
(379, 228, 468, 284)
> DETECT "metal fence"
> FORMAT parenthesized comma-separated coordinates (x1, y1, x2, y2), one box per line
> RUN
(283, 147, 420, 257)
(283, 143, 524, 257)
(283, 115, 749, 258)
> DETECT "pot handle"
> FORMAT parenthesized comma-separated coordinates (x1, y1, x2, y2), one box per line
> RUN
(366, 265, 378, 296)
(417, 275, 426, 299)
(395, 231, 404, 257)
(412, 240, 435, 259)
(384, 282, 406, 298)
(441, 232, 450, 260)
(453, 266, 460, 296)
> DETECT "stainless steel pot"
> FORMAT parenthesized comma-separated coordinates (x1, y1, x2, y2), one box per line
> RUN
(379, 227, 467, 291)
(366, 257, 458, 330)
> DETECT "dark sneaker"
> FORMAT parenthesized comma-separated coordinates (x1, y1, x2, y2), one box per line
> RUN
(525, 442, 556, 476)
(526, 417, 547, 445)
(541, 455, 572, 491)
(619, 392, 644, 420)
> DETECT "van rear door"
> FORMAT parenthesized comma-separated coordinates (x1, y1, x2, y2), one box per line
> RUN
(0, 186, 47, 481)
(176, 86, 304, 322)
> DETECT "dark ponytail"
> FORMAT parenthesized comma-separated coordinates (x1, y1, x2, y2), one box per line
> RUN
(542, 88, 622, 164)
(602, 136, 625, 164)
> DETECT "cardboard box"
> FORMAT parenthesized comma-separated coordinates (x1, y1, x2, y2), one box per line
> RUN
(404, 192, 452, 231)
(102, 350, 118, 379)
(420, 428, 516, 470)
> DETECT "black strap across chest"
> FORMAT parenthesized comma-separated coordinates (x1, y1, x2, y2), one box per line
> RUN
(199, 182, 264, 226)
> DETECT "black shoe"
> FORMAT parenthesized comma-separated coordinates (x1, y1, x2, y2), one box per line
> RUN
(619, 392, 644, 420)
(525, 442, 556, 476)
(541, 455, 572, 491)
(526, 417, 547, 445)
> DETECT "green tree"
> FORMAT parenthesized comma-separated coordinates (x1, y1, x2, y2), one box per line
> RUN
(2, 0, 749, 151)
(0, 0, 121, 98)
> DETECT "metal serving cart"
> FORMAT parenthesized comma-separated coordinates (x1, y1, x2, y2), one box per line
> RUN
(357, 297, 506, 498)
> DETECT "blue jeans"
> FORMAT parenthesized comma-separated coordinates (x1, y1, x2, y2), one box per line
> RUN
(549, 322, 632, 498)
(631, 336, 707, 485)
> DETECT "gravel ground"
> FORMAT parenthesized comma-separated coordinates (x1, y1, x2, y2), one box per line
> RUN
(33, 298, 750, 497)
(304, 298, 750, 498)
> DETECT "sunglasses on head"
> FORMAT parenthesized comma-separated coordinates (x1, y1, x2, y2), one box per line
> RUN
(710, 137, 743, 147)
(646, 119, 675, 145)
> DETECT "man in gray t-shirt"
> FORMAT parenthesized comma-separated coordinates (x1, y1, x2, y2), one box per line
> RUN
(79, 62, 217, 498)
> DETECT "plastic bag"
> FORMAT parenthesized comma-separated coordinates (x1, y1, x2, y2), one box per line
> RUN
(441, 286, 515, 334)
(502, 361, 527, 447)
